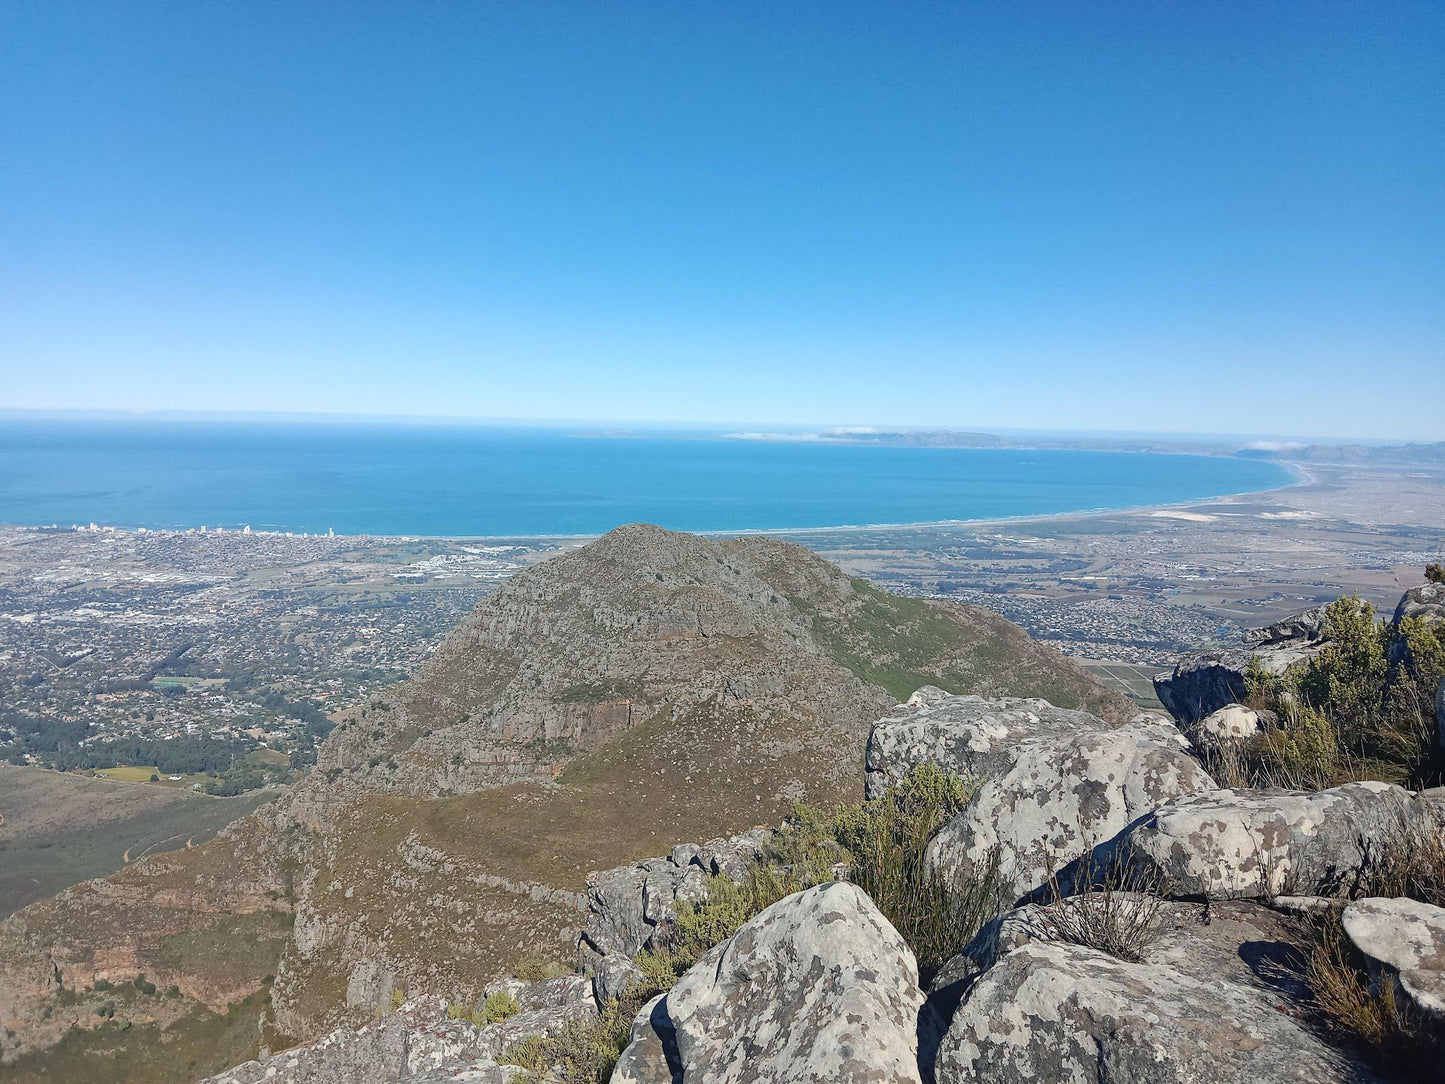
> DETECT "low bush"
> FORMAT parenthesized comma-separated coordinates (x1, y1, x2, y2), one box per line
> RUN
(1230, 594, 1445, 789)
(501, 986, 652, 1084)
(447, 989, 520, 1027)
(1039, 853, 1167, 962)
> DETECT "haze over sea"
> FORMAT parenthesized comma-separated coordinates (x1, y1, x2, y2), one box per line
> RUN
(0, 419, 1293, 537)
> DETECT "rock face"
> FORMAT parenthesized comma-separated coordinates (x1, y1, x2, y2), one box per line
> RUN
(1242, 607, 1330, 646)
(615, 882, 925, 1084)
(580, 829, 768, 958)
(871, 690, 1215, 904)
(924, 713, 1216, 902)
(1393, 582, 1445, 627)
(865, 689, 1125, 798)
(1097, 782, 1422, 899)
(1341, 896, 1445, 1020)
(1154, 608, 1328, 724)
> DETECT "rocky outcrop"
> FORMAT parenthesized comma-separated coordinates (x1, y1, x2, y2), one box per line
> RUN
(935, 901, 1370, 1083)
(1095, 782, 1423, 899)
(1242, 607, 1329, 646)
(202, 986, 599, 1084)
(1154, 608, 1329, 724)
(1341, 896, 1445, 1020)
(580, 830, 769, 958)
(1393, 582, 1445, 627)
(924, 712, 1216, 902)
(865, 689, 1122, 797)
(615, 882, 925, 1084)
(200, 993, 590, 1084)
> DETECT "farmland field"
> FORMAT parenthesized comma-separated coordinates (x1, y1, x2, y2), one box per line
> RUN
(0, 764, 277, 918)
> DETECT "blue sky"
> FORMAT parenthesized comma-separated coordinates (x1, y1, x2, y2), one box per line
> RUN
(1, 3, 1441, 439)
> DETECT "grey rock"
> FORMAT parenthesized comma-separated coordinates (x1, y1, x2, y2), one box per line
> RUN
(1389, 584, 1445, 674)
(1341, 896, 1445, 1019)
(1242, 607, 1329, 646)
(1393, 582, 1445, 626)
(616, 882, 924, 1083)
(937, 934, 1364, 1083)
(1100, 781, 1422, 899)
(936, 898, 1373, 1083)
(592, 953, 646, 1006)
(1155, 608, 1329, 724)
(866, 688, 1129, 798)
(925, 714, 1216, 902)
(515, 972, 594, 1012)
(669, 843, 702, 868)
(584, 865, 651, 957)
(610, 993, 681, 1084)
(698, 829, 770, 883)
(1185, 703, 1274, 754)
(198, 994, 595, 1084)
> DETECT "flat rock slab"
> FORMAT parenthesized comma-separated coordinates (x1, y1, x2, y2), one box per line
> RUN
(937, 937, 1365, 1084)
(1342, 896, 1445, 1018)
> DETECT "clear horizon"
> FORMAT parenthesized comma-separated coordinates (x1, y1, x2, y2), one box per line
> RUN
(0, 406, 1428, 446)
(2, 4, 1442, 439)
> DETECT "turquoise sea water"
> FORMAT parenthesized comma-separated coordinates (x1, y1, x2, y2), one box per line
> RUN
(0, 420, 1293, 537)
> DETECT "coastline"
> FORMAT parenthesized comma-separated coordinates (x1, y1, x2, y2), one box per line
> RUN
(0, 459, 1308, 544)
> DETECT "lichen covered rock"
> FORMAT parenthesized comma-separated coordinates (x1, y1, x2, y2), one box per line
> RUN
(615, 882, 924, 1083)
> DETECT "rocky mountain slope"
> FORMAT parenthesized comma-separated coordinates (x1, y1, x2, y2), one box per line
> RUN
(193, 680, 1445, 1084)
(0, 525, 1125, 1079)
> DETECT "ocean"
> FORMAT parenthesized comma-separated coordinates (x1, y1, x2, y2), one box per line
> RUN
(0, 419, 1293, 537)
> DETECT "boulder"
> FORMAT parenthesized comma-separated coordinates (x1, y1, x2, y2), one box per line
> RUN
(865, 688, 1124, 797)
(924, 714, 1216, 902)
(1341, 896, 1445, 1019)
(936, 932, 1365, 1083)
(515, 971, 594, 1012)
(582, 833, 762, 957)
(1242, 607, 1329, 646)
(1155, 609, 1327, 724)
(1097, 782, 1421, 900)
(1184, 703, 1274, 754)
(1388, 584, 1445, 674)
(591, 952, 646, 1005)
(614, 882, 925, 1083)
(611, 993, 680, 1084)
(1393, 582, 1445, 627)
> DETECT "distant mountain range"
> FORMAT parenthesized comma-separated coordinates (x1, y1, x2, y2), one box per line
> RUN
(731, 427, 1445, 465)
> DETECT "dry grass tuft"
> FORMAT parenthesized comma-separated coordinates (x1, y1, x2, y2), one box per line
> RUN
(1040, 852, 1167, 962)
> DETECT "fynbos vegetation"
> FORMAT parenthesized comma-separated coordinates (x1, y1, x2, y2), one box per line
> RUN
(1225, 593, 1445, 788)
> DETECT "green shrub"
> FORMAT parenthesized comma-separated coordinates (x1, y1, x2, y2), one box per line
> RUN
(481, 990, 520, 1024)
(1214, 593, 1443, 789)
(512, 952, 571, 984)
(501, 987, 651, 1084)
(1426, 563, 1443, 584)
